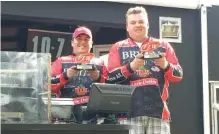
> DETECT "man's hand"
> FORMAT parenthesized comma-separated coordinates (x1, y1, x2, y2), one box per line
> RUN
(154, 53, 169, 69)
(130, 53, 145, 71)
(87, 67, 100, 81)
(66, 66, 79, 78)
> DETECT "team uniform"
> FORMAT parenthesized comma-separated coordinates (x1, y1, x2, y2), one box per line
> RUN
(51, 53, 106, 123)
(107, 37, 183, 134)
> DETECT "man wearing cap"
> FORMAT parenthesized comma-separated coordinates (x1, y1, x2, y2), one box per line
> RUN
(51, 26, 106, 123)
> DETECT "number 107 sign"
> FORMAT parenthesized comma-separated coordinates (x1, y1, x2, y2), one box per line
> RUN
(27, 29, 72, 62)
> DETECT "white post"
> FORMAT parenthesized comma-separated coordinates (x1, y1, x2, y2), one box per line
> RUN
(201, 5, 210, 134)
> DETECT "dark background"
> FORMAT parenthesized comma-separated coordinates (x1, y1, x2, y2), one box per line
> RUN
(208, 5, 219, 81)
(2, 1, 218, 134)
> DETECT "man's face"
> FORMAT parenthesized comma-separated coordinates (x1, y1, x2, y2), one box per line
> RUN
(126, 13, 149, 41)
(72, 34, 92, 55)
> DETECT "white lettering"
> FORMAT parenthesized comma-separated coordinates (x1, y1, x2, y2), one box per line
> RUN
(122, 52, 130, 60)
(116, 73, 122, 79)
(130, 51, 138, 58)
(122, 51, 139, 60)
(130, 78, 158, 87)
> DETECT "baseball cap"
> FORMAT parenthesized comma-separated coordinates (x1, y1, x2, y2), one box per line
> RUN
(73, 27, 92, 38)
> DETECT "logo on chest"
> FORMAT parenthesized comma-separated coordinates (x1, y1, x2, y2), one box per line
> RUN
(119, 46, 140, 62)
(75, 87, 88, 96)
(121, 51, 140, 60)
(136, 69, 151, 77)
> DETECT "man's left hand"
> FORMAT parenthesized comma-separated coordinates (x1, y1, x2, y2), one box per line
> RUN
(87, 67, 100, 81)
(154, 53, 169, 69)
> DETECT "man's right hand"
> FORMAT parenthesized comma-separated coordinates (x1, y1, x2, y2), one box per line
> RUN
(130, 53, 145, 71)
(66, 66, 79, 78)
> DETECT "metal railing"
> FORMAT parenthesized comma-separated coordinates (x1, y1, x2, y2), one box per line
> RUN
(209, 81, 219, 134)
